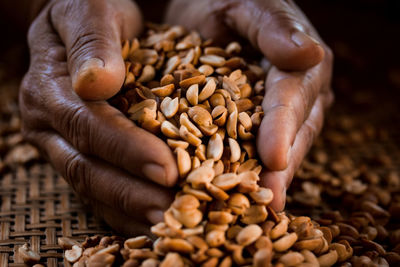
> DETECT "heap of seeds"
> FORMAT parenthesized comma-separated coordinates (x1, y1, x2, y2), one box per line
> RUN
(53, 24, 357, 267)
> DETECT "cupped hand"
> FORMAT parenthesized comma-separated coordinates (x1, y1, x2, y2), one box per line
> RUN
(166, 0, 333, 210)
(19, 0, 178, 235)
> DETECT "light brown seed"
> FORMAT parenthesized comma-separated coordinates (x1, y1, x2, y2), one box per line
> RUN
(186, 166, 215, 189)
(182, 184, 212, 201)
(198, 64, 214, 76)
(167, 139, 189, 150)
(205, 182, 230, 200)
(141, 258, 160, 267)
(318, 249, 338, 267)
(58, 237, 81, 250)
(210, 93, 226, 108)
(164, 209, 183, 229)
(199, 124, 219, 136)
(212, 105, 228, 127)
(160, 253, 184, 267)
(253, 248, 272, 267)
(176, 147, 191, 178)
(198, 79, 217, 102)
(238, 112, 252, 131)
(279, 251, 305, 266)
(192, 156, 201, 169)
(223, 76, 241, 100)
(213, 160, 224, 176)
(237, 159, 258, 173)
(161, 74, 175, 86)
(225, 42, 242, 55)
(151, 84, 175, 97)
(180, 113, 203, 138)
(161, 121, 180, 139)
(179, 75, 206, 89)
(228, 193, 250, 215)
(124, 236, 152, 250)
(239, 84, 252, 98)
(270, 215, 290, 239)
(180, 125, 202, 146)
(273, 232, 298, 252)
(226, 110, 238, 139)
(209, 211, 234, 224)
(206, 230, 226, 247)
(199, 55, 226, 67)
(163, 238, 195, 253)
(207, 133, 224, 161)
(212, 173, 241, 191)
(130, 49, 158, 65)
(235, 98, 254, 113)
(238, 171, 260, 193)
(186, 84, 199, 106)
(128, 99, 157, 121)
(241, 205, 268, 224)
(188, 106, 213, 127)
(163, 55, 181, 75)
(236, 224, 263, 246)
(160, 97, 179, 118)
(137, 65, 156, 83)
(238, 124, 254, 140)
(250, 188, 274, 205)
(87, 253, 115, 267)
(171, 208, 203, 228)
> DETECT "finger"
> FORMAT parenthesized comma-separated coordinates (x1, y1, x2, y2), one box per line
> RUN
(50, 0, 143, 100)
(87, 199, 155, 236)
(257, 63, 327, 171)
(28, 130, 174, 225)
(220, 0, 324, 70)
(26, 10, 178, 187)
(52, 96, 178, 187)
(260, 95, 325, 211)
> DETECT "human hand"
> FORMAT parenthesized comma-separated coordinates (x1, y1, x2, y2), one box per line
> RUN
(166, 0, 333, 211)
(19, 0, 178, 235)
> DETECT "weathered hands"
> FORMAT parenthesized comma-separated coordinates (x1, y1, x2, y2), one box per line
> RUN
(19, 0, 178, 235)
(166, 0, 334, 210)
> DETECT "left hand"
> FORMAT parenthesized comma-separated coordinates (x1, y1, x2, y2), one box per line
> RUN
(166, 0, 334, 211)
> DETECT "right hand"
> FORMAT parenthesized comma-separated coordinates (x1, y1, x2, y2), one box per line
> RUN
(19, 0, 178, 235)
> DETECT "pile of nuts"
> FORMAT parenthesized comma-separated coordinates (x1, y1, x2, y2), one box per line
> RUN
(55, 24, 359, 267)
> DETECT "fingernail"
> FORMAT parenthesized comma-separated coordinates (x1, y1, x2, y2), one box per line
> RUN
(142, 163, 166, 185)
(146, 209, 164, 224)
(291, 31, 320, 47)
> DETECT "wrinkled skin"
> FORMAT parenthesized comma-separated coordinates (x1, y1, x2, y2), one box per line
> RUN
(166, 0, 333, 210)
(20, 0, 177, 235)
(20, 0, 333, 235)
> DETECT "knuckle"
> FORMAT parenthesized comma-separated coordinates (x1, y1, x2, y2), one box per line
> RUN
(60, 105, 92, 153)
(64, 151, 90, 194)
(269, 8, 303, 31)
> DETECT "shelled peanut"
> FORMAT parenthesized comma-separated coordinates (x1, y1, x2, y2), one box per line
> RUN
(54, 24, 360, 267)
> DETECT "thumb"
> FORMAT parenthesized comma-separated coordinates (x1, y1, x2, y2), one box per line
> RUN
(221, 0, 324, 71)
(50, 0, 142, 100)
